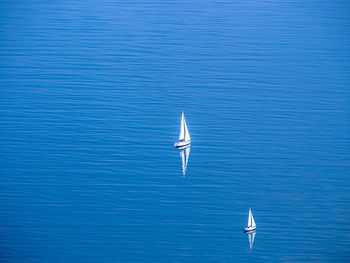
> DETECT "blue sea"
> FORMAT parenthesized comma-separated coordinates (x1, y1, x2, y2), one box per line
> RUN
(1, 0, 350, 262)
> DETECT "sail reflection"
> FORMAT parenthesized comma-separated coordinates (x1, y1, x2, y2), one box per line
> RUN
(178, 145, 191, 177)
(247, 230, 256, 250)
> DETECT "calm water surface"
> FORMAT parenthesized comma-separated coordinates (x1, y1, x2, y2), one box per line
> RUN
(1, 0, 350, 262)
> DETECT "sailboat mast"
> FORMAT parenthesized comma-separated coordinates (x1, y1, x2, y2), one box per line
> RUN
(182, 113, 186, 138)
(179, 113, 185, 140)
(248, 209, 252, 227)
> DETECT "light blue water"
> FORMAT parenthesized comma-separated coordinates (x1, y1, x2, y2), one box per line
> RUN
(1, 0, 350, 262)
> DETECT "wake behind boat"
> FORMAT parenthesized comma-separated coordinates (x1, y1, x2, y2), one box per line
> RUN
(174, 112, 191, 148)
(244, 208, 256, 232)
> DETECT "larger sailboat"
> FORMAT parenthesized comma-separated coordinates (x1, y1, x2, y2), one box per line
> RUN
(174, 112, 191, 148)
(244, 208, 256, 232)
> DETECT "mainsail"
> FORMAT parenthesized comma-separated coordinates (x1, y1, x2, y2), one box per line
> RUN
(179, 113, 190, 141)
(248, 209, 251, 227)
(248, 209, 256, 228)
(179, 113, 185, 140)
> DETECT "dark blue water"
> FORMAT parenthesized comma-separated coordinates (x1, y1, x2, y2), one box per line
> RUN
(1, 0, 350, 262)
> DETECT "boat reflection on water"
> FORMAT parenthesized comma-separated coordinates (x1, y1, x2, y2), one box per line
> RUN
(247, 230, 256, 250)
(177, 145, 191, 177)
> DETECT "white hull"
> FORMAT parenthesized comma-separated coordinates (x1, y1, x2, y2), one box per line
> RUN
(174, 140, 191, 148)
(244, 226, 256, 232)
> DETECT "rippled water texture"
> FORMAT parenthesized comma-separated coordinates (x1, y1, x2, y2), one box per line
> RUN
(1, 0, 350, 262)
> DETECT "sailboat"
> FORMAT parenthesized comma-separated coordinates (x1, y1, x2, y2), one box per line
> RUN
(247, 230, 256, 250)
(244, 208, 256, 232)
(179, 145, 191, 177)
(174, 112, 191, 148)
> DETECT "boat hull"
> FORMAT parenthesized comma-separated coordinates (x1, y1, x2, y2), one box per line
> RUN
(244, 226, 256, 232)
(174, 140, 191, 148)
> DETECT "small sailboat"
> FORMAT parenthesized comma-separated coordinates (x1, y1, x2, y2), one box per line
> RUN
(244, 208, 256, 232)
(178, 145, 191, 177)
(247, 230, 256, 250)
(174, 112, 191, 148)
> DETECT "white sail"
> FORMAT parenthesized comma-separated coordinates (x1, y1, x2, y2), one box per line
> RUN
(178, 113, 185, 140)
(248, 209, 252, 227)
(251, 210, 256, 228)
(248, 231, 256, 250)
(175, 112, 191, 148)
(244, 209, 256, 232)
(184, 117, 191, 141)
